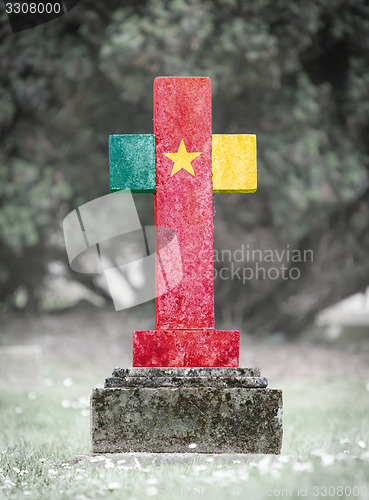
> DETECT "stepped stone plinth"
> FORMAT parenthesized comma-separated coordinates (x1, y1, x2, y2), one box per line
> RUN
(91, 367, 283, 454)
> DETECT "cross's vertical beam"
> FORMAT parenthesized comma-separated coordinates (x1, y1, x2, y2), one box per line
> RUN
(154, 77, 214, 329)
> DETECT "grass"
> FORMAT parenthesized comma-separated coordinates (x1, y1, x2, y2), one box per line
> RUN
(1, 377, 369, 499)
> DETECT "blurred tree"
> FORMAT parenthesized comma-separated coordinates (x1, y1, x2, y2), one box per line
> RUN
(0, 0, 368, 334)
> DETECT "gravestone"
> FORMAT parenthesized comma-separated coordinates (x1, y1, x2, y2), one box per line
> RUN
(91, 77, 283, 453)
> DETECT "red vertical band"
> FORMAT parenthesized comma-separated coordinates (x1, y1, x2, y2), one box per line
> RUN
(154, 77, 214, 329)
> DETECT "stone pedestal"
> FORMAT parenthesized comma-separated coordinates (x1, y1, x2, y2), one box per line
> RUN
(91, 368, 283, 454)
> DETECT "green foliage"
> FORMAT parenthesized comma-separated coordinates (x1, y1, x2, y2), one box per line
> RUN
(0, 160, 71, 253)
(98, 0, 369, 245)
(0, 0, 369, 324)
(261, 73, 368, 240)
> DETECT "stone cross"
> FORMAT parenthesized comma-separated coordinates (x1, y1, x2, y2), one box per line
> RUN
(109, 77, 257, 367)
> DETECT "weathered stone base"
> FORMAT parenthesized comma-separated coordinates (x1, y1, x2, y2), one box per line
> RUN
(91, 368, 283, 454)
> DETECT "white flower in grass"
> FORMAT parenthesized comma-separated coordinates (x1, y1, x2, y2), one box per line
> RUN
(358, 440, 367, 449)
(271, 468, 281, 479)
(146, 477, 158, 485)
(212, 469, 229, 479)
(24, 491, 31, 496)
(15, 407, 22, 414)
(78, 396, 89, 407)
(206, 457, 214, 463)
(108, 482, 121, 491)
(4, 477, 14, 487)
(117, 465, 130, 470)
(90, 458, 99, 463)
(272, 461, 283, 470)
(200, 474, 213, 485)
(39, 459, 46, 463)
(61, 400, 70, 409)
(277, 455, 290, 463)
(146, 486, 158, 496)
(63, 378, 73, 387)
(104, 462, 114, 469)
(48, 469, 58, 477)
(238, 468, 249, 481)
(117, 459, 126, 464)
(256, 455, 272, 474)
(188, 443, 197, 449)
(311, 449, 325, 457)
(292, 462, 314, 472)
(339, 438, 349, 444)
(193, 464, 207, 472)
(335, 453, 349, 460)
(13, 467, 20, 473)
(321, 454, 335, 466)
(81, 410, 89, 417)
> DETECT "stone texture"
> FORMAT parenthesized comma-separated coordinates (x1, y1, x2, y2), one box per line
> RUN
(212, 134, 257, 193)
(105, 376, 267, 388)
(113, 367, 261, 377)
(154, 77, 214, 330)
(109, 134, 156, 193)
(91, 383, 283, 454)
(133, 329, 239, 367)
(105, 367, 267, 388)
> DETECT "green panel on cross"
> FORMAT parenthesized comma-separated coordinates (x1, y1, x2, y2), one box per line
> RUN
(109, 134, 156, 193)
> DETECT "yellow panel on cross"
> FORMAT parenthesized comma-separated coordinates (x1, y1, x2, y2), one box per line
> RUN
(212, 134, 257, 193)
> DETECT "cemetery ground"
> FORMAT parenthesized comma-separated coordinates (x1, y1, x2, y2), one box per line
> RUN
(1, 305, 369, 499)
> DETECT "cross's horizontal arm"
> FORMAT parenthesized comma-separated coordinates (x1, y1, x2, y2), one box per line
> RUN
(109, 133, 256, 194)
(212, 134, 257, 193)
(109, 134, 156, 193)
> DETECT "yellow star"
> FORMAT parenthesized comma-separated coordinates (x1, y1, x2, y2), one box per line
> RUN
(163, 139, 201, 177)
